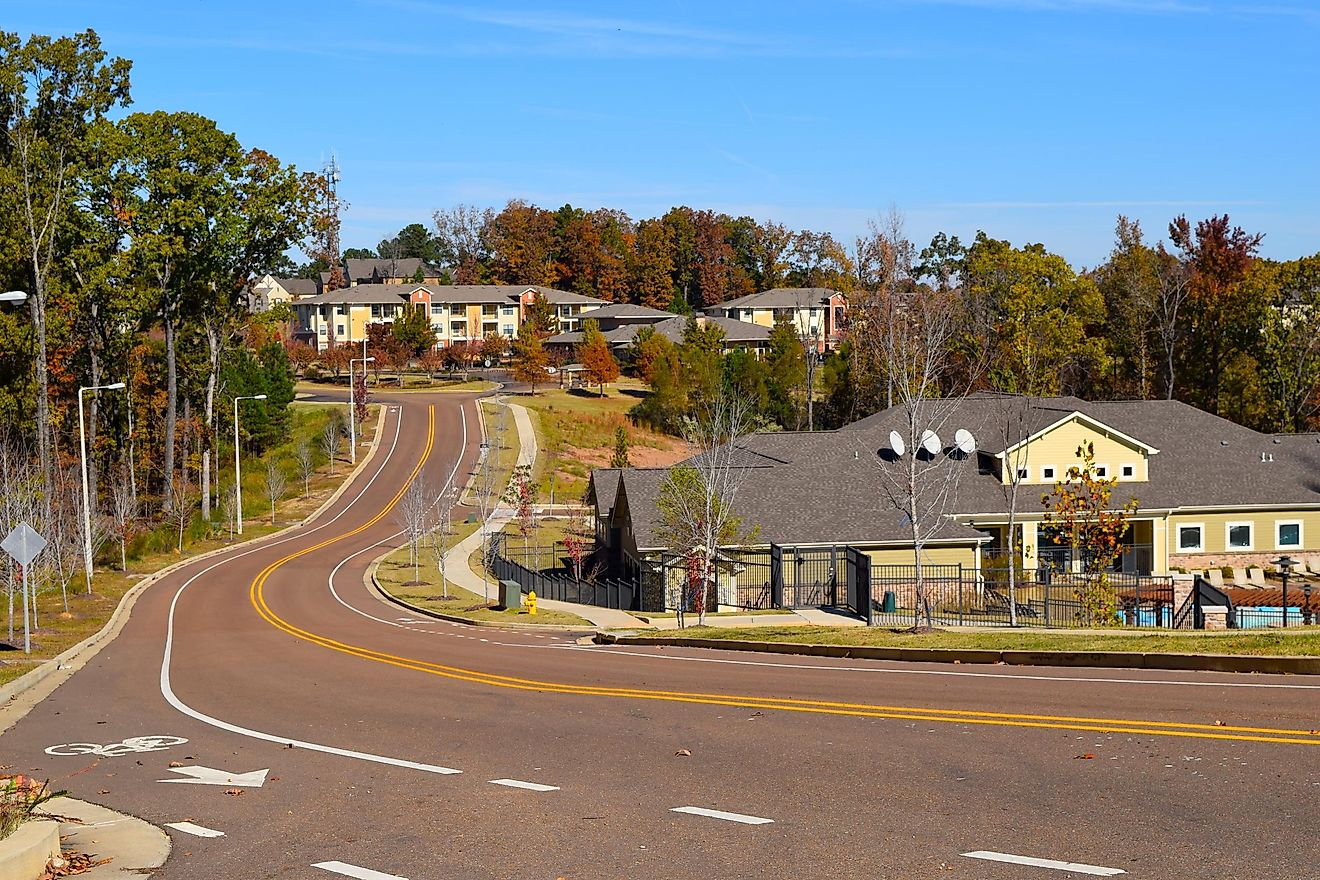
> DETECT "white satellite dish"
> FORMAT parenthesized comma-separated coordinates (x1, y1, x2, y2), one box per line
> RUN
(888, 430, 906, 457)
(920, 430, 942, 455)
(955, 428, 977, 455)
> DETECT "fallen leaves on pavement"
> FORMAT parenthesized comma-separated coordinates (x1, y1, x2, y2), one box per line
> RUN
(41, 850, 111, 877)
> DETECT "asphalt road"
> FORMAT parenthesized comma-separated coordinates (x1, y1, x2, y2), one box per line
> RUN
(3, 391, 1319, 880)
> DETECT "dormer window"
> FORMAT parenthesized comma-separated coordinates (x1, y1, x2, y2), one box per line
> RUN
(1121, 464, 1135, 478)
(1094, 465, 1108, 478)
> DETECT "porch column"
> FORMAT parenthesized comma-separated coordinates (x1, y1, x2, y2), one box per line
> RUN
(1151, 517, 1169, 574)
(1020, 521, 1038, 574)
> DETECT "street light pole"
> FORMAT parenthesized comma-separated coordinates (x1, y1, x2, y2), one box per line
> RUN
(233, 394, 268, 535)
(79, 381, 126, 593)
(349, 356, 375, 465)
(1272, 555, 1295, 628)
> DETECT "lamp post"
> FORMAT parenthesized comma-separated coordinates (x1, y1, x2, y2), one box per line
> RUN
(78, 381, 126, 592)
(233, 394, 268, 535)
(348, 356, 375, 464)
(1304, 581, 1314, 627)
(1272, 555, 1295, 628)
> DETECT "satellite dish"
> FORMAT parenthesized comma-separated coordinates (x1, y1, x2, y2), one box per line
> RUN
(888, 430, 906, 457)
(921, 430, 942, 455)
(955, 428, 977, 455)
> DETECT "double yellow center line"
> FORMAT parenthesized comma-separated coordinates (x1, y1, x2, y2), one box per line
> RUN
(247, 403, 1320, 747)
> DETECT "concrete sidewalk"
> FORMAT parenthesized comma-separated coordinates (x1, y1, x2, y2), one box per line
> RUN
(441, 397, 645, 630)
(48, 797, 170, 878)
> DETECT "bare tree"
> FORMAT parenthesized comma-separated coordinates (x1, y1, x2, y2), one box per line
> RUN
(655, 391, 759, 627)
(295, 439, 315, 497)
(860, 288, 982, 629)
(801, 329, 821, 430)
(220, 482, 238, 542)
(110, 471, 138, 572)
(1151, 245, 1191, 400)
(427, 487, 458, 598)
(264, 461, 288, 526)
(169, 475, 196, 553)
(396, 477, 432, 585)
(995, 395, 1033, 626)
(472, 405, 507, 603)
(320, 419, 343, 475)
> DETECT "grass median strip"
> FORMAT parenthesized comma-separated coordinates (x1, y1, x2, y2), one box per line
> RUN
(624, 625, 1320, 657)
(374, 544, 590, 627)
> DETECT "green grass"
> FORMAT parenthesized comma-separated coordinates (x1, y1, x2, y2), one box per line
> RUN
(467, 400, 520, 507)
(516, 381, 687, 499)
(375, 545, 590, 626)
(627, 625, 1320, 656)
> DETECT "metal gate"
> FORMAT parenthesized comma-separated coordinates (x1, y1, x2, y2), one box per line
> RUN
(782, 547, 843, 608)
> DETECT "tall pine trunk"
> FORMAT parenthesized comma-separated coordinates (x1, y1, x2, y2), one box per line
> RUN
(163, 306, 178, 510)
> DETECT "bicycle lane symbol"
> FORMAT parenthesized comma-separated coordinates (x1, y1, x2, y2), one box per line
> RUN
(44, 735, 189, 758)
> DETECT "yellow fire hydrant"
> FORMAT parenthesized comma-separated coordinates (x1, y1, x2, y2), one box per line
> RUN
(527, 590, 537, 616)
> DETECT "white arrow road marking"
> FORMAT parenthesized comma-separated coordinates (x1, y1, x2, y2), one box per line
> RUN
(158, 766, 269, 787)
(314, 861, 408, 880)
(489, 778, 559, 791)
(671, 806, 774, 825)
(961, 851, 1126, 876)
(165, 822, 225, 838)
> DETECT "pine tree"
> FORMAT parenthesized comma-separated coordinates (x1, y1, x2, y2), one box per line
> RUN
(611, 425, 631, 468)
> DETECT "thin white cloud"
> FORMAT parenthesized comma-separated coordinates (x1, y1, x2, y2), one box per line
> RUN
(935, 199, 1270, 209)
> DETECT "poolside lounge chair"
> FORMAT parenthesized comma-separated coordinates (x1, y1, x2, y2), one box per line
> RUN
(1206, 569, 1227, 590)
(1248, 567, 1269, 588)
(1231, 567, 1252, 587)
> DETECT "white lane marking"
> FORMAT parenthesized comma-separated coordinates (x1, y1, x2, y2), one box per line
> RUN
(584, 644, 1320, 690)
(160, 411, 460, 776)
(671, 806, 773, 825)
(158, 765, 268, 787)
(165, 822, 225, 838)
(489, 778, 559, 791)
(313, 861, 408, 880)
(961, 851, 1125, 876)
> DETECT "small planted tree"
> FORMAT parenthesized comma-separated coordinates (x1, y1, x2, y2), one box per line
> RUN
(562, 506, 593, 585)
(610, 425, 631, 468)
(1040, 441, 1139, 626)
(264, 461, 287, 525)
(578, 319, 619, 397)
(320, 419, 342, 474)
(655, 391, 758, 627)
(110, 472, 138, 571)
(396, 477, 431, 584)
(427, 488, 458, 598)
(511, 322, 549, 394)
(501, 463, 538, 562)
(295, 439, 315, 497)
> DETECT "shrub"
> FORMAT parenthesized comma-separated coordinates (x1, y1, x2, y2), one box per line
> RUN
(0, 775, 64, 841)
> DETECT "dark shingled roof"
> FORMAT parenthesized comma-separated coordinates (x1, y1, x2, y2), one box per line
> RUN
(601, 393, 1320, 553)
(345, 258, 442, 282)
(713, 287, 842, 312)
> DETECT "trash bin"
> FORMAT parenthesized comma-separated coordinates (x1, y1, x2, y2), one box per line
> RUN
(881, 590, 897, 613)
(498, 580, 523, 610)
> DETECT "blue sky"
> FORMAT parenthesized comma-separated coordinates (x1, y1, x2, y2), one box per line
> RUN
(13, 0, 1320, 267)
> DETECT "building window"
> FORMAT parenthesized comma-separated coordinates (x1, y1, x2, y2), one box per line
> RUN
(370, 304, 380, 318)
(431, 304, 444, 315)
(1121, 464, 1135, 478)
(482, 304, 498, 317)
(502, 324, 514, 337)
(501, 305, 516, 316)
(336, 324, 345, 337)
(1094, 465, 1108, 478)
(1016, 467, 1028, 480)
(1177, 524, 1204, 552)
(1041, 466, 1056, 480)
(318, 327, 326, 336)
(1226, 522, 1253, 551)
(450, 322, 465, 336)
(336, 305, 345, 316)
(1277, 521, 1302, 549)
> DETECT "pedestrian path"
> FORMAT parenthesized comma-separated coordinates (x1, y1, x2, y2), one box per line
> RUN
(440, 397, 646, 629)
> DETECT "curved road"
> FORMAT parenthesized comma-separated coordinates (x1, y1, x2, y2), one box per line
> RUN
(2, 391, 1318, 879)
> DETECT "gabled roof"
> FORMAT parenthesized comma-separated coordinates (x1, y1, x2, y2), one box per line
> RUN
(583, 302, 679, 321)
(293, 284, 412, 306)
(999, 410, 1161, 458)
(714, 287, 842, 312)
(273, 277, 319, 296)
(345, 257, 442, 282)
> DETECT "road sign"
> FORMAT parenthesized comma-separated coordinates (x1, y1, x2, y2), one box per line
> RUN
(1, 522, 46, 567)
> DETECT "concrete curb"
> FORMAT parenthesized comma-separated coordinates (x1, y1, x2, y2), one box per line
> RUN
(593, 633, 1320, 675)
(0, 405, 388, 731)
(0, 820, 58, 880)
(48, 797, 170, 878)
(363, 547, 592, 632)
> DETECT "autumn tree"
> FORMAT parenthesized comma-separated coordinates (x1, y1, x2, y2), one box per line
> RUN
(1168, 214, 1264, 415)
(1246, 254, 1320, 432)
(578, 319, 619, 396)
(1040, 441, 1139, 627)
(511, 322, 548, 394)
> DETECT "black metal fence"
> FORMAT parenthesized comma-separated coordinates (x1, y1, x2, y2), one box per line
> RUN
(490, 550, 637, 611)
(866, 567, 1177, 629)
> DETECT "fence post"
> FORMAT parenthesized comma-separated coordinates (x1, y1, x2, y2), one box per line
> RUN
(1044, 578, 1051, 627)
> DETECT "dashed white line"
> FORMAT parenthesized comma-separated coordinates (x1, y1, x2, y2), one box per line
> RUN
(314, 861, 408, 880)
(489, 778, 560, 792)
(961, 851, 1126, 876)
(671, 806, 774, 825)
(164, 822, 225, 838)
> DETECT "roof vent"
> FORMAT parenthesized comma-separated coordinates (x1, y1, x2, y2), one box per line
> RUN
(1220, 440, 1229, 446)
(1272, 438, 1282, 444)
